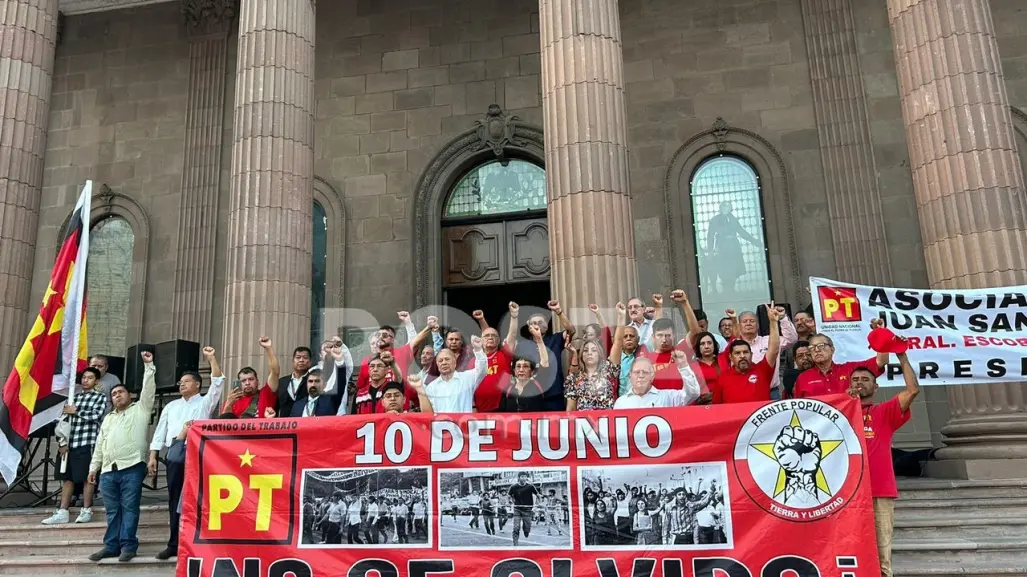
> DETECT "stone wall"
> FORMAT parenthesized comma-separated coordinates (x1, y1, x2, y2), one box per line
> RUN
(993, 0, 1027, 171)
(313, 0, 544, 321)
(35, 2, 190, 345)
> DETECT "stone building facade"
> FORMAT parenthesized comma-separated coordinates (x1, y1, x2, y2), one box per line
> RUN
(1, 0, 1026, 476)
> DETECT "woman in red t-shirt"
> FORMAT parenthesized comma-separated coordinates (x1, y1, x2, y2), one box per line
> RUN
(690, 331, 718, 403)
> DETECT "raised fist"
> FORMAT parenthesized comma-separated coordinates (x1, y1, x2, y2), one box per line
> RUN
(870, 318, 884, 330)
(547, 300, 561, 313)
(408, 374, 425, 394)
(258, 336, 272, 349)
(670, 289, 687, 304)
(427, 315, 440, 330)
(471, 335, 483, 351)
(508, 302, 520, 317)
(652, 293, 664, 306)
(397, 311, 411, 322)
(644, 306, 656, 319)
(725, 308, 737, 319)
(615, 301, 627, 315)
(141, 351, 153, 363)
(263, 406, 277, 419)
(472, 310, 484, 320)
(379, 350, 394, 365)
(528, 324, 543, 341)
(774, 426, 822, 475)
(202, 346, 216, 359)
(331, 343, 346, 361)
(671, 349, 689, 367)
(588, 304, 599, 314)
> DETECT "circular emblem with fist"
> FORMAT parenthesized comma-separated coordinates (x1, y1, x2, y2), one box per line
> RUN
(732, 398, 864, 522)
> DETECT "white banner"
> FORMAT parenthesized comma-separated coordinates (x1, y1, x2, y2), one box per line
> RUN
(809, 277, 1027, 387)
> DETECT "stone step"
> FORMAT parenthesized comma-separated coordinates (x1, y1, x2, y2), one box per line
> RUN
(897, 478, 1027, 501)
(893, 516, 1027, 540)
(0, 536, 168, 557)
(892, 559, 1027, 577)
(0, 504, 169, 526)
(892, 537, 1027, 564)
(894, 496, 1027, 517)
(0, 519, 171, 541)
(0, 549, 176, 575)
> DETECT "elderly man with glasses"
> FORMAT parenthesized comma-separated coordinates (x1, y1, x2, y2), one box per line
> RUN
(613, 353, 702, 409)
(793, 319, 890, 399)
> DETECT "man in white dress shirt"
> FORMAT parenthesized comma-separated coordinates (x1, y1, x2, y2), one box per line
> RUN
(147, 346, 224, 560)
(613, 354, 700, 409)
(423, 335, 488, 413)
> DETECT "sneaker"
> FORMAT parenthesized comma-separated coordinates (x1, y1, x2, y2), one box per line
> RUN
(88, 549, 119, 562)
(118, 551, 137, 563)
(155, 548, 176, 560)
(75, 508, 93, 523)
(41, 509, 70, 525)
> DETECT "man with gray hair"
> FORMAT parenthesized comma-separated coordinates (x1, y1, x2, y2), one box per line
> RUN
(626, 297, 655, 345)
(89, 354, 122, 414)
(793, 319, 889, 398)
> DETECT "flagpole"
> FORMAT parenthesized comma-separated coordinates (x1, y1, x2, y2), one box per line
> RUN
(59, 181, 92, 474)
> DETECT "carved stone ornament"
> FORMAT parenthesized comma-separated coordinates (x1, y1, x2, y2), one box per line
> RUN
(182, 0, 237, 36)
(711, 117, 730, 151)
(475, 104, 526, 159)
(97, 183, 115, 214)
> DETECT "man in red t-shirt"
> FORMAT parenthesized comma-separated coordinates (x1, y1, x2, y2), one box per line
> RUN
(847, 346, 919, 577)
(474, 326, 510, 412)
(223, 337, 281, 418)
(711, 304, 782, 404)
(793, 318, 890, 398)
(644, 318, 693, 390)
(352, 314, 435, 414)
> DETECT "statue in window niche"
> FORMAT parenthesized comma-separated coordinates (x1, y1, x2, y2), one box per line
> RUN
(704, 201, 760, 296)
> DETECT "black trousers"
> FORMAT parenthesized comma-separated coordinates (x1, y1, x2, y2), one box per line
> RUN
(166, 460, 185, 551)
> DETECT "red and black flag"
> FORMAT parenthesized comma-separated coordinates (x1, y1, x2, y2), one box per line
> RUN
(0, 182, 92, 485)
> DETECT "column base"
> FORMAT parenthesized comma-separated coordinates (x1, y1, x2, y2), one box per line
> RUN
(924, 458, 1027, 481)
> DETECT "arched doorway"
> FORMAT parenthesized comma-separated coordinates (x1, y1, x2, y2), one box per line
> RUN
(441, 158, 551, 324)
(413, 106, 551, 325)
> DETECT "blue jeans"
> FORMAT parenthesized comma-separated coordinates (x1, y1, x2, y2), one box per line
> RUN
(99, 463, 146, 553)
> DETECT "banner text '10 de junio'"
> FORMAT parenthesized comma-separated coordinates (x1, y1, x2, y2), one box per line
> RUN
(179, 397, 878, 577)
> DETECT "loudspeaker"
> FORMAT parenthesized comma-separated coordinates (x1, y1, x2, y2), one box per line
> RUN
(104, 355, 126, 383)
(757, 302, 794, 336)
(124, 343, 155, 394)
(155, 339, 201, 390)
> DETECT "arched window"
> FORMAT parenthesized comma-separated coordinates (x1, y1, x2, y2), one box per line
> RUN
(690, 155, 772, 315)
(443, 159, 546, 219)
(311, 201, 328, 349)
(86, 217, 134, 356)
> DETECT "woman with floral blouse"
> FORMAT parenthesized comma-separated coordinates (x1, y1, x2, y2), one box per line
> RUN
(565, 303, 627, 411)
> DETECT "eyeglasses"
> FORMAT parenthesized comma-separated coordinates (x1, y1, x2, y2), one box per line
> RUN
(810, 344, 832, 352)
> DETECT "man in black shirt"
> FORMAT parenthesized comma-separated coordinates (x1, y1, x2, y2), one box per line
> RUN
(508, 471, 541, 546)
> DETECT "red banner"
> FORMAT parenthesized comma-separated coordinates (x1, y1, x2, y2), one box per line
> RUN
(179, 395, 879, 577)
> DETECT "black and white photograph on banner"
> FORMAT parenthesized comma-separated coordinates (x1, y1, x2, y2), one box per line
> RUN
(299, 467, 431, 548)
(578, 462, 732, 550)
(437, 467, 572, 550)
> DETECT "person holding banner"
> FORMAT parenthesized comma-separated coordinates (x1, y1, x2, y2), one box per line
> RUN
(422, 336, 488, 413)
(613, 353, 702, 409)
(794, 318, 889, 399)
(848, 337, 919, 577)
(565, 303, 627, 411)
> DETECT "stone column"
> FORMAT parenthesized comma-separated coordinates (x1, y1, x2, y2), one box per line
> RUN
(0, 0, 58, 374)
(539, 0, 639, 314)
(171, 0, 235, 345)
(801, 0, 892, 285)
(887, 0, 1027, 478)
(222, 0, 315, 372)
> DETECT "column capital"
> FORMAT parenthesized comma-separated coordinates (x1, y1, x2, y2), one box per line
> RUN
(182, 0, 237, 37)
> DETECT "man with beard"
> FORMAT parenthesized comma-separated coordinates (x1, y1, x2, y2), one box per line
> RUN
(725, 306, 798, 396)
(288, 369, 340, 417)
(793, 311, 816, 341)
(147, 346, 224, 559)
(793, 318, 889, 398)
(225, 338, 281, 417)
(782, 341, 812, 399)
(88, 354, 121, 414)
(712, 305, 782, 404)
(847, 344, 917, 577)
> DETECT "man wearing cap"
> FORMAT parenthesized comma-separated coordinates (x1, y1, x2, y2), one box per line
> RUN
(793, 318, 890, 398)
(847, 340, 919, 577)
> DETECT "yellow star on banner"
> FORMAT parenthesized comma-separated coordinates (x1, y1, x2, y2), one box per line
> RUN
(239, 449, 255, 467)
(42, 283, 59, 307)
(750, 411, 844, 500)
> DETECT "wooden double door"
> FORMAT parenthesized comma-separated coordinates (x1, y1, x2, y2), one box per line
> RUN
(441, 217, 550, 288)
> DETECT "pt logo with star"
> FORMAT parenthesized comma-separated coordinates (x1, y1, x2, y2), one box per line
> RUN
(733, 399, 864, 522)
(194, 434, 297, 544)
